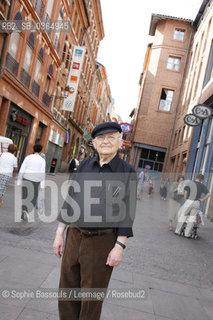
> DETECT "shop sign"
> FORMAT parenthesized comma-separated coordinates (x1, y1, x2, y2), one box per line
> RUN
(192, 104, 212, 119)
(184, 114, 202, 127)
(122, 140, 131, 147)
(10, 109, 29, 127)
(49, 129, 64, 147)
(120, 123, 133, 133)
(184, 104, 212, 127)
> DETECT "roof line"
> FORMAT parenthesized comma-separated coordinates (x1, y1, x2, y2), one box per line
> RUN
(149, 14, 193, 36)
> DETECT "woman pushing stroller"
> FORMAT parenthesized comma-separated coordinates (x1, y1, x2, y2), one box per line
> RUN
(174, 174, 210, 238)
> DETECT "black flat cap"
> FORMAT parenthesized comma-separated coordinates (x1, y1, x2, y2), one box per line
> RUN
(91, 122, 122, 139)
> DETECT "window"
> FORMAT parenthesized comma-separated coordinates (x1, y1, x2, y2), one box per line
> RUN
(173, 29, 185, 41)
(23, 45, 33, 72)
(23, 33, 34, 72)
(44, 75, 51, 93)
(8, 33, 20, 58)
(167, 56, 181, 71)
(37, 48, 43, 62)
(34, 59, 42, 82)
(203, 42, 213, 88)
(158, 89, 174, 112)
(45, 0, 53, 20)
(138, 148, 165, 172)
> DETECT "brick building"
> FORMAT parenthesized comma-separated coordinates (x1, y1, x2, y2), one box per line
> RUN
(0, 0, 104, 172)
(130, 14, 193, 174)
(60, 0, 105, 170)
(166, 0, 213, 220)
(0, 0, 66, 168)
(131, 0, 213, 219)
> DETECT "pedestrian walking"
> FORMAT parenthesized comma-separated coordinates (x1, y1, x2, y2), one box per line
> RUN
(53, 122, 137, 320)
(17, 144, 46, 221)
(148, 176, 154, 196)
(68, 156, 79, 177)
(161, 178, 169, 200)
(137, 168, 148, 200)
(0, 144, 18, 207)
(168, 175, 184, 231)
(175, 174, 210, 237)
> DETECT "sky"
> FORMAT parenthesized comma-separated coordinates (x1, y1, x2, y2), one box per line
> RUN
(97, 0, 204, 122)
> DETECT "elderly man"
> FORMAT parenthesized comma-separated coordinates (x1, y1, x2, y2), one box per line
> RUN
(53, 122, 136, 320)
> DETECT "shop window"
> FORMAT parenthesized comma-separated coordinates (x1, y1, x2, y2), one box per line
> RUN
(158, 88, 174, 112)
(173, 29, 185, 41)
(167, 56, 181, 71)
(36, 122, 45, 142)
(138, 148, 165, 172)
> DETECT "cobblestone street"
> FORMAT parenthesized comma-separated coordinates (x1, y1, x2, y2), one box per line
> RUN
(0, 173, 213, 320)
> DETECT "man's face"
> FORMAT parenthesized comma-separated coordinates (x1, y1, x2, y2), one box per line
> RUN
(93, 132, 122, 157)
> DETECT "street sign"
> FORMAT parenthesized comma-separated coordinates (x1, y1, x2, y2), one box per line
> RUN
(184, 114, 202, 127)
(120, 122, 133, 133)
(192, 104, 212, 119)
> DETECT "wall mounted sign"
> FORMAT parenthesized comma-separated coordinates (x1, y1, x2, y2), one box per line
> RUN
(184, 104, 212, 127)
(192, 104, 212, 119)
(62, 46, 85, 112)
(184, 114, 202, 127)
(120, 122, 133, 133)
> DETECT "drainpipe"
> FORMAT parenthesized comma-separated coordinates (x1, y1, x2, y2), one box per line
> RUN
(163, 22, 194, 178)
(0, 0, 14, 73)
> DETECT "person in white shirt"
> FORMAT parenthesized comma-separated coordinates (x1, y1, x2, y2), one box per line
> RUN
(17, 144, 46, 221)
(0, 144, 18, 207)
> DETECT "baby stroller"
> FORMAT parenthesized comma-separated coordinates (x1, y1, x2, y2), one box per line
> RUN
(179, 210, 204, 239)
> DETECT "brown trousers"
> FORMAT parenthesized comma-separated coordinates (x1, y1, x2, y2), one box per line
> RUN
(58, 227, 116, 320)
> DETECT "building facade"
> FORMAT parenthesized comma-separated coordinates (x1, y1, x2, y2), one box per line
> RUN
(130, 14, 193, 174)
(131, 0, 213, 219)
(166, 0, 213, 219)
(0, 0, 65, 168)
(0, 0, 105, 173)
(60, 0, 105, 170)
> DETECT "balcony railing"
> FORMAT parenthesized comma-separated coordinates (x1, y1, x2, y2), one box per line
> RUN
(42, 91, 51, 108)
(34, 0, 45, 20)
(5, 53, 19, 77)
(32, 80, 40, 98)
(20, 68, 31, 88)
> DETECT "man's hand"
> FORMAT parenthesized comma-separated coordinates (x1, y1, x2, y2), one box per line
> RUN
(53, 233, 64, 258)
(106, 244, 123, 267)
(53, 223, 66, 259)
